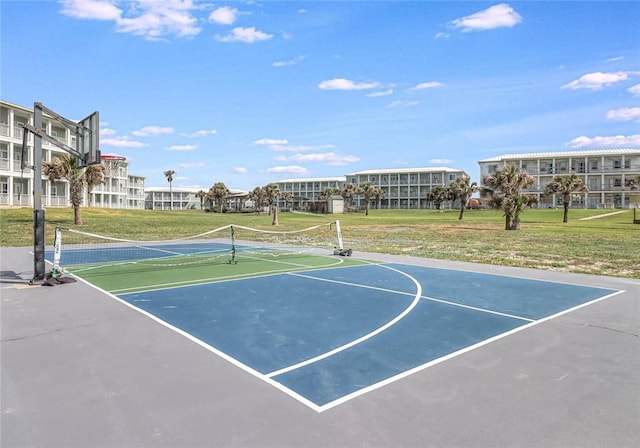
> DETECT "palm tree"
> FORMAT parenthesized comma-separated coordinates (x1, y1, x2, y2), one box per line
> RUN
(372, 186, 385, 209)
(249, 186, 266, 213)
(280, 191, 293, 211)
(42, 154, 88, 225)
(195, 190, 207, 210)
(426, 185, 451, 210)
(262, 183, 281, 225)
(84, 163, 106, 207)
(483, 165, 536, 230)
(318, 187, 340, 201)
(544, 174, 589, 223)
(449, 174, 479, 220)
(208, 182, 230, 213)
(341, 183, 357, 211)
(358, 181, 379, 216)
(164, 169, 175, 210)
(626, 175, 640, 190)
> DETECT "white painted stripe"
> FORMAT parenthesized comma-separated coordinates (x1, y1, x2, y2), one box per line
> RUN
(315, 289, 626, 412)
(266, 264, 422, 378)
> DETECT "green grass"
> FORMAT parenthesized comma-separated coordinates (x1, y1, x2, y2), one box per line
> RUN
(1, 206, 639, 279)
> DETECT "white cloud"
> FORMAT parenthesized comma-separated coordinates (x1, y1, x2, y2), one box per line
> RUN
(179, 162, 205, 168)
(272, 55, 305, 67)
(450, 3, 522, 32)
(562, 71, 635, 91)
(254, 138, 288, 146)
(629, 84, 640, 96)
(132, 125, 174, 136)
(286, 152, 360, 166)
(59, 0, 121, 20)
(367, 88, 394, 97)
(607, 56, 624, 63)
(434, 32, 450, 39)
(234, 167, 248, 174)
(429, 158, 453, 165)
(318, 78, 381, 91)
(209, 6, 238, 25)
(606, 107, 640, 122)
(388, 100, 419, 108)
(409, 81, 443, 91)
(566, 134, 640, 148)
(215, 27, 273, 43)
(60, 0, 201, 40)
(165, 145, 197, 151)
(179, 129, 218, 137)
(100, 137, 147, 148)
(266, 165, 309, 174)
(99, 128, 117, 136)
(271, 144, 334, 152)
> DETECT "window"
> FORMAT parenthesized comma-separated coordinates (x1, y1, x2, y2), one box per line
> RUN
(614, 160, 622, 169)
(590, 160, 598, 170)
(448, 174, 456, 181)
(51, 186, 57, 196)
(488, 164, 498, 173)
(624, 160, 631, 169)
(614, 179, 622, 187)
(0, 180, 7, 194)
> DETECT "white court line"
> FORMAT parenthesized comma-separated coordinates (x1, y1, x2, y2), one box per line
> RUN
(266, 264, 422, 378)
(112, 255, 347, 295)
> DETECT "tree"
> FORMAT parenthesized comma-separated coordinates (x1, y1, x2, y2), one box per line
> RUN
(208, 182, 229, 213)
(544, 174, 589, 223)
(483, 165, 536, 230)
(357, 182, 378, 216)
(280, 191, 293, 211)
(626, 175, 640, 190)
(318, 187, 340, 201)
(43, 154, 102, 225)
(449, 174, 478, 220)
(84, 163, 106, 207)
(195, 190, 207, 210)
(426, 185, 452, 210)
(264, 183, 280, 226)
(249, 186, 266, 213)
(341, 183, 357, 210)
(164, 169, 175, 210)
(372, 186, 386, 209)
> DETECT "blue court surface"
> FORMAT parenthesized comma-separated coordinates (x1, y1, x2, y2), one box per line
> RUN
(114, 262, 620, 412)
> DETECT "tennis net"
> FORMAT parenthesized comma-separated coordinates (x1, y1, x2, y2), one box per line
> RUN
(53, 221, 347, 274)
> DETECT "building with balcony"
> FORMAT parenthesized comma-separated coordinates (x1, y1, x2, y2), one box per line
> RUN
(276, 167, 467, 210)
(144, 187, 203, 210)
(0, 99, 145, 209)
(478, 149, 640, 209)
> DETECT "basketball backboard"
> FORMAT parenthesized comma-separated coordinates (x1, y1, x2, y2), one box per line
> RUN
(76, 111, 100, 167)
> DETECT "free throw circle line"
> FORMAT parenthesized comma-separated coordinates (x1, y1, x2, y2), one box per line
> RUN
(266, 264, 422, 378)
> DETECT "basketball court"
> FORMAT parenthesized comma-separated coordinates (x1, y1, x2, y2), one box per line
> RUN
(2, 238, 638, 447)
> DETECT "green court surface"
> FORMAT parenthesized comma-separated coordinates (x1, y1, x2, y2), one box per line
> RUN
(70, 251, 367, 294)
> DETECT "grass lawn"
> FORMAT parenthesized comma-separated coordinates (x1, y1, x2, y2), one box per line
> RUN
(1, 206, 638, 279)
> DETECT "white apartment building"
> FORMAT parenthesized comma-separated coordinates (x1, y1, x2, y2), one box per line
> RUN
(478, 149, 640, 209)
(145, 187, 203, 210)
(277, 167, 467, 210)
(0, 99, 145, 209)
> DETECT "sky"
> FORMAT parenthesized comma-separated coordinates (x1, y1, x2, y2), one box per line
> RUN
(1, 1, 639, 191)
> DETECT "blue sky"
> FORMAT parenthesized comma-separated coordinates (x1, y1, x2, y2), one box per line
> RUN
(2, 1, 639, 190)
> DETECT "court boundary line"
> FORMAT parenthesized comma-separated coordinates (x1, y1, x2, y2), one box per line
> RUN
(266, 264, 423, 378)
(315, 288, 625, 412)
(62, 257, 626, 413)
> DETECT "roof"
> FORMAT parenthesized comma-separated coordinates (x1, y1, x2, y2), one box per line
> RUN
(347, 167, 465, 175)
(478, 148, 640, 163)
(276, 176, 346, 183)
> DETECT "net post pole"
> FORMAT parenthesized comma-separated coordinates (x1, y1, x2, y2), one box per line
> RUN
(51, 226, 62, 278)
(335, 220, 344, 250)
(31, 103, 46, 283)
(228, 225, 238, 264)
